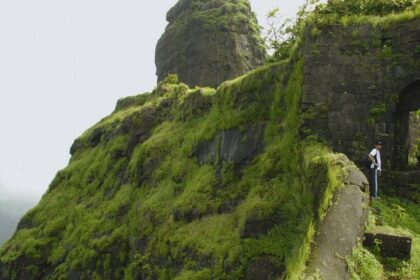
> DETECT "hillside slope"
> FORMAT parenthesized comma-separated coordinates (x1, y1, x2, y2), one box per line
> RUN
(0, 58, 345, 279)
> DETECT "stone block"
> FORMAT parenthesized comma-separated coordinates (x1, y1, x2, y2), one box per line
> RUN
(363, 229, 412, 259)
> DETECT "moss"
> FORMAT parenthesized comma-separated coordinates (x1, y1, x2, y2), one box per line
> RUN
(352, 29, 360, 38)
(173, 269, 212, 280)
(1, 9, 407, 277)
(0, 55, 312, 278)
(115, 93, 151, 112)
(166, 0, 262, 36)
(368, 103, 387, 126)
(310, 26, 321, 38)
(309, 1, 420, 28)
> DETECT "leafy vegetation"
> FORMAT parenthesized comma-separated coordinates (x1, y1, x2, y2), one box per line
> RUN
(368, 103, 387, 126)
(349, 196, 420, 279)
(264, 0, 420, 61)
(264, 0, 319, 61)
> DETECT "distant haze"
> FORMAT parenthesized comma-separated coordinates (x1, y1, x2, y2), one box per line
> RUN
(0, 199, 34, 245)
(0, 0, 307, 202)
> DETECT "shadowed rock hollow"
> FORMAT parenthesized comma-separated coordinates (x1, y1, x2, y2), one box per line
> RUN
(155, 0, 266, 88)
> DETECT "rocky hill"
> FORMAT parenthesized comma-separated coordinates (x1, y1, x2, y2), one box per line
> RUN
(155, 0, 266, 88)
(0, 60, 316, 279)
(1, 0, 419, 279)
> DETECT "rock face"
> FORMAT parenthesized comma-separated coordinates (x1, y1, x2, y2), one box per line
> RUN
(0, 63, 297, 280)
(155, 0, 266, 88)
(195, 124, 264, 168)
(307, 155, 370, 280)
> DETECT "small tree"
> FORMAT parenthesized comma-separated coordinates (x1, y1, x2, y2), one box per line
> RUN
(264, 0, 419, 62)
(264, 0, 320, 62)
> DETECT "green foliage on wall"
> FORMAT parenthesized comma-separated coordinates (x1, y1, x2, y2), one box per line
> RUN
(368, 103, 387, 126)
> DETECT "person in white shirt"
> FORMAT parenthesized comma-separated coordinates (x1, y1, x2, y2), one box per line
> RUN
(368, 141, 382, 198)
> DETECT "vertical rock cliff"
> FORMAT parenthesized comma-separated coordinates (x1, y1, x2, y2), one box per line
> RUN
(155, 0, 266, 88)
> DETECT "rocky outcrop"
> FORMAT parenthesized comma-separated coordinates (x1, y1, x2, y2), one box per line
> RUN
(155, 0, 266, 88)
(195, 124, 264, 169)
(307, 155, 370, 280)
(0, 62, 292, 280)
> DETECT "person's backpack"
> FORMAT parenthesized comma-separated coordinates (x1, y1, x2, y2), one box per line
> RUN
(364, 153, 377, 169)
(364, 157, 372, 169)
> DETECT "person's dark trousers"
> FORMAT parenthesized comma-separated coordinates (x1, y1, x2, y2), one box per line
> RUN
(369, 168, 378, 197)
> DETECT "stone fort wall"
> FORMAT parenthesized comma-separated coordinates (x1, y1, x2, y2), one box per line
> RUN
(301, 19, 420, 171)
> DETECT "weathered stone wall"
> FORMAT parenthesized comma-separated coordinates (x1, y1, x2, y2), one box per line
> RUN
(301, 19, 420, 171)
(155, 0, 266, 89)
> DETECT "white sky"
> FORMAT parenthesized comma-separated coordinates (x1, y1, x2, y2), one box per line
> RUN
(0, 0, 307, 202)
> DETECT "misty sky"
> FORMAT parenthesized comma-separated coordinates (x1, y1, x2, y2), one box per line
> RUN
(0, 0, 307, 202)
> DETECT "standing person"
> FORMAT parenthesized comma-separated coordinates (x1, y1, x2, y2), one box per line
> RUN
(368, 141, 382, 198)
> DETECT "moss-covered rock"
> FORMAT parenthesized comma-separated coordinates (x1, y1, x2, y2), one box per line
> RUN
(155, 0, 266, 88)
(2, 3, 419, 280)
(0, 55, 322, 279)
